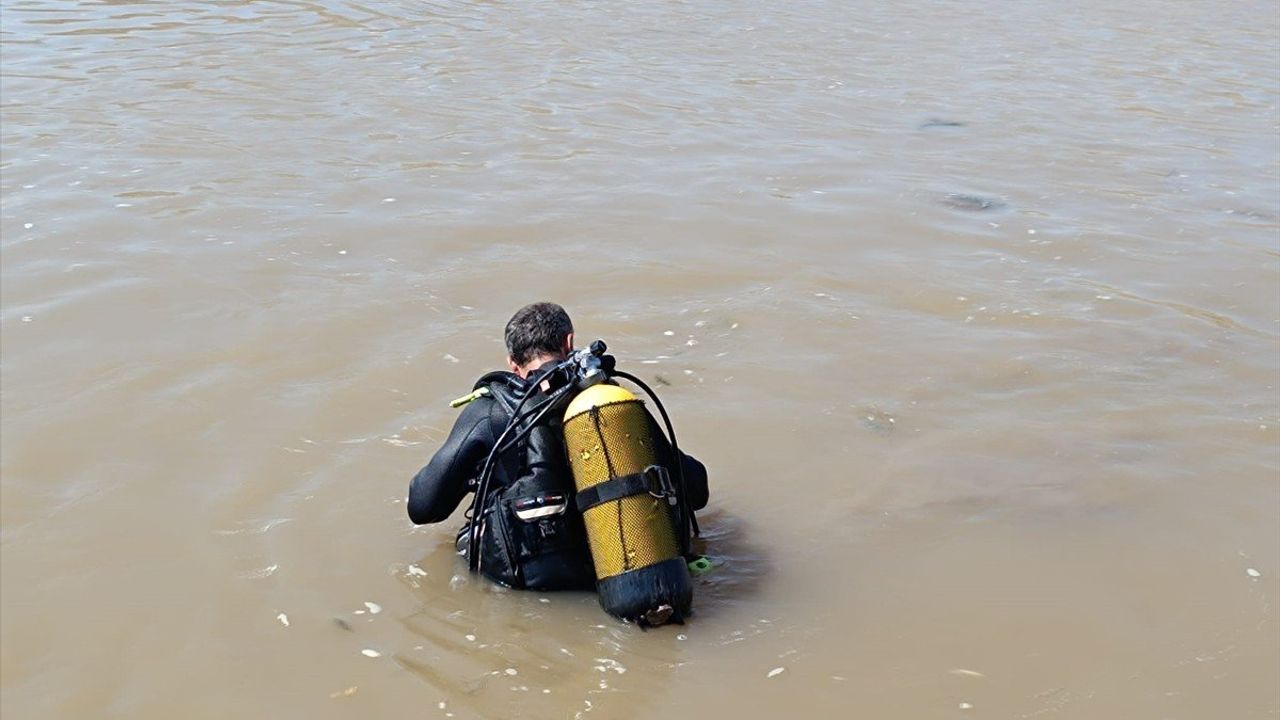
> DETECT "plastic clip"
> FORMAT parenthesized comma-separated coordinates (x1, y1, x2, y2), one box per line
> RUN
(449, 387, 490, 408)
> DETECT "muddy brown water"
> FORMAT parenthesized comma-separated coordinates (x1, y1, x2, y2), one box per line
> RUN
(2, 1, 1277, 718)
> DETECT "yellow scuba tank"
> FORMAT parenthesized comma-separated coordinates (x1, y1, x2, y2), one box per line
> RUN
(562, 383, 692, 625)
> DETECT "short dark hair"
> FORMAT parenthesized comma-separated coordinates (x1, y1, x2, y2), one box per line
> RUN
(505, 302, 573, 366)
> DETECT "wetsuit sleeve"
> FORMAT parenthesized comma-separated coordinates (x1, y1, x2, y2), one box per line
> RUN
(407, 400, 495, 524)
(675, 451, 709, 511)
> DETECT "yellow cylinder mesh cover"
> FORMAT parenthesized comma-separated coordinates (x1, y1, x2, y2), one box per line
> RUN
(563, 386, 680, 579)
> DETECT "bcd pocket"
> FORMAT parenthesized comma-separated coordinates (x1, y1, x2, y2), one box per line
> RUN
(478, 487, 595, 591)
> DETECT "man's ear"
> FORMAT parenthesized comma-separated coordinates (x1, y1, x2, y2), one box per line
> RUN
(563, 332, 575, 354)
(507, 356, 520, 374)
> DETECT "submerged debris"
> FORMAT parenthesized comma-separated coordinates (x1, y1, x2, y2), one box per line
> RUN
(942, 193, 1007, 212)
(919, 118, 966, 129)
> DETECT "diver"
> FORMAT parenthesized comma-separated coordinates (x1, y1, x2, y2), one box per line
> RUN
(407, 302, 709, 617)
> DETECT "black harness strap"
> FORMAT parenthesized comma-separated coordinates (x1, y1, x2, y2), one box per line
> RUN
(575, 465, 673, 513)
(473, 371, 523, 415)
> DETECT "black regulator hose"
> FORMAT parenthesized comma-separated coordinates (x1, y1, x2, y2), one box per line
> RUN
(610, 370, 700, 541)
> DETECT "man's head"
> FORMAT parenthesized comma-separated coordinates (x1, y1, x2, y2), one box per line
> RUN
(505, 302, 574, 378)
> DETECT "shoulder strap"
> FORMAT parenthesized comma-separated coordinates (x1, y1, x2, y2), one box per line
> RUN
(474, 370, 521, 392)
(473, 371, 524, 415)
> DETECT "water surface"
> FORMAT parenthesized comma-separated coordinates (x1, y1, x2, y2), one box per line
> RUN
(2, 1, 1277, 718)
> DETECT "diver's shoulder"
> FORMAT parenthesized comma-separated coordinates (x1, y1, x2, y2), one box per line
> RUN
(469, 370, 525, 416)
(473, 370, 521, 391)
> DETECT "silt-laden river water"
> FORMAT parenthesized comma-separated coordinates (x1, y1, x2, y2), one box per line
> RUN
(2, 1, 1277, 718)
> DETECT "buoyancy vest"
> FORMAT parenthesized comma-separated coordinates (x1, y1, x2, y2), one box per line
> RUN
(471, 371, 596, 591)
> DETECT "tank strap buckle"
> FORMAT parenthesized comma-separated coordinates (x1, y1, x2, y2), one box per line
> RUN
(643, 465, 678, 505)
(574, 465, 676, 513)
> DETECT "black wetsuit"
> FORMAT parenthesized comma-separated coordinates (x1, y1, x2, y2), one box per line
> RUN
(407, 366, 708, 589)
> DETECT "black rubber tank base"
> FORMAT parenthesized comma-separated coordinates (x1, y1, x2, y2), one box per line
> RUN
(596, 557, 693, 625)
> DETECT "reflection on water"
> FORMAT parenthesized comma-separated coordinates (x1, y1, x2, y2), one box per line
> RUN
(394, 541, 671, 720)
(688, 510, 770, 618)
(2, 0, 1277, 718)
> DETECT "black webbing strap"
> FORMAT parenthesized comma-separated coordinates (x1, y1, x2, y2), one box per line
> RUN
(575, 466, 672, 513)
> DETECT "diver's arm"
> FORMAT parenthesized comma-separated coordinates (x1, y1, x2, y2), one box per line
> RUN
(407, 400, 493, 524)
(676, 451, 709, 511)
